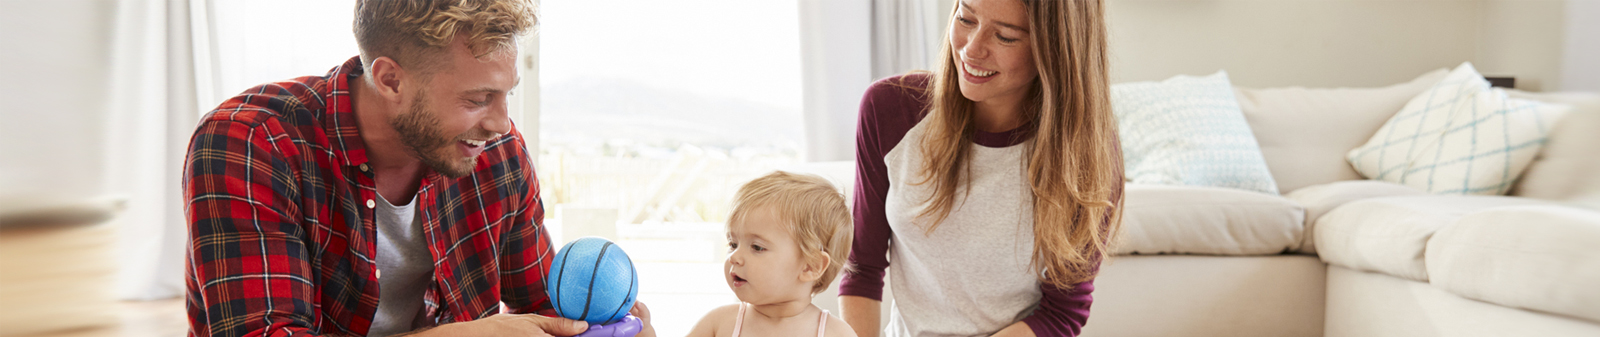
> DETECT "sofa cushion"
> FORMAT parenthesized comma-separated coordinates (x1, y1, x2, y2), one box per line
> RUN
(1113, 71, 1280, 195)
(1426, 205, 1600, 323)
(1505, 91, 1600, 201)
(1116, 184, 1304, 256)
(1285, 180, 1425, 254)
(1235, 69, 1447, 195)
(1314, 195, 1549, 282)
(1347, 62, 1572, 195)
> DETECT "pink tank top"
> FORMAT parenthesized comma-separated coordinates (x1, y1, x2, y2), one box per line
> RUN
(729, 303, 828, 337)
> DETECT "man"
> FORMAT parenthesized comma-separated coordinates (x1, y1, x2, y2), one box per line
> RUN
(183, 1, 604, 335)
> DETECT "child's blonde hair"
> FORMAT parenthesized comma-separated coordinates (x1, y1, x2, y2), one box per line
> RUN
(729, 171, 853, 295)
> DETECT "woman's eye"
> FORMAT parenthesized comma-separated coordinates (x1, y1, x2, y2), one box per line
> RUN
(997, 34, 1019, 43)
(956, 16, 975, 26)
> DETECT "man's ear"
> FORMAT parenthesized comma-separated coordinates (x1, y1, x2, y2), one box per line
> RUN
(366, 56, 408, 103)
(801, 252, 832, 282)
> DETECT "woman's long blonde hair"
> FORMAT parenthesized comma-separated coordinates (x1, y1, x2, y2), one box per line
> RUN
(914, 0, 1123, 290)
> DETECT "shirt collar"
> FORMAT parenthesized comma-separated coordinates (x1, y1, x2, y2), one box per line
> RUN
(325, 56, 369, 168)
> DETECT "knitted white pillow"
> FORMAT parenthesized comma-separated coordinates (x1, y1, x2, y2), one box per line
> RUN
(1347, 62, 1571, 195)
(1112, 71, 1279, 195)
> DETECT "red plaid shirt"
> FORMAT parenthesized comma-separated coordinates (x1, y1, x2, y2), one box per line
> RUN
(183, 56, 554, 337)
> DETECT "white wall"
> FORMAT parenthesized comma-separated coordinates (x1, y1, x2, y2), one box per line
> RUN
(0, 0, 117, 200)
(1109, 0, 1477, 88)
(1476, 0, 1567, 92)
(1102, 0, 1585, 91)
(1562, 0, 1600, 92)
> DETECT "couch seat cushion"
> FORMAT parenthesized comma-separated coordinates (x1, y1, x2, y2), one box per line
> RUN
(1426, 205, 1600, 323)
(1285, 180, 1425, 254)
(1314, 195, 1548, 281)
(1117, 184, 1304, 255)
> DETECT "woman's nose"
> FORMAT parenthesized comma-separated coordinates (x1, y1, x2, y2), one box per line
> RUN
(962, 29, 990, 59)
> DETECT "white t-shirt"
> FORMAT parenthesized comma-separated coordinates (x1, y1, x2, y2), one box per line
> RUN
(881, 118, 1043, 336)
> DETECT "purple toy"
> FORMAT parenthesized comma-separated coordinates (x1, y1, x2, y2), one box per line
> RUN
(573, 315, 642, 337)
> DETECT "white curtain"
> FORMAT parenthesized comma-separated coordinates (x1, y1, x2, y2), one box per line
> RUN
(104, 0, 375, 300)
(871, 0, 940, 80)
(104, 0, 218, 300)
(799, 0, 870, 163)
(799, 0, 942, 163)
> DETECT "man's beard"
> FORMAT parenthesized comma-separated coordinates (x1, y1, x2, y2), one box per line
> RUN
(391, 93, 481, 178)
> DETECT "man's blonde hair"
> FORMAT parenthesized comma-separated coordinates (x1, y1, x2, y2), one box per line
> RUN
(354, 0, 537, 76)
(729, 171, 853, 295)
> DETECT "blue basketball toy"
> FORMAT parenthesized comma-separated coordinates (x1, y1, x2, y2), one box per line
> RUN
(547, 237, 639, 326)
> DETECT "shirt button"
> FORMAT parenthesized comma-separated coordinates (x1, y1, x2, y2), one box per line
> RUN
(359, 163, 370, 172)
(375, 269, 382, 279)
(366, 199, 376, 209)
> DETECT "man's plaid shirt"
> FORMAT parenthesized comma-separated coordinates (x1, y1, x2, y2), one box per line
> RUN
(183, 56, 554, 337)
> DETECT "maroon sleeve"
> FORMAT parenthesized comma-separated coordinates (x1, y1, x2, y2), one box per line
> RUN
(1022, 280, 1095, 337)
(839, 74, 930, 300)
(1024, 151, 1124, 337)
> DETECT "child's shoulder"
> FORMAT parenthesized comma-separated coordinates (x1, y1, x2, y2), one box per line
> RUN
(823, 310, 859, 337)
(687, 304, 744, 337)
(704, 303, 743, 319)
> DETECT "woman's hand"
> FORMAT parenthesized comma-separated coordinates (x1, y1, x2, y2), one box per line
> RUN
(840, 295, 882, 337)
(989, 321, 1035, 337)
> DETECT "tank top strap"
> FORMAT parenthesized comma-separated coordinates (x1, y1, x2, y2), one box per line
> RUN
(816, 309, 829, 337)
(730, 303, 747, 337)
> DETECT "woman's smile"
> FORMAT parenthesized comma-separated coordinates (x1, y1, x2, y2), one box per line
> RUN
(961, 60, 999, 84)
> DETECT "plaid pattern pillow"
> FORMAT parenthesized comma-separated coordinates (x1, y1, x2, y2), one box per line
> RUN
(1347, 62, 1571, 195)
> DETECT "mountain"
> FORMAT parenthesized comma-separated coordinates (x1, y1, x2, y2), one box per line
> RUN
(539, 77, 805, 150)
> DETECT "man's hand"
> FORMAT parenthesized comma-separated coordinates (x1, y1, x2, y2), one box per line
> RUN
(405, 313, 590, 337)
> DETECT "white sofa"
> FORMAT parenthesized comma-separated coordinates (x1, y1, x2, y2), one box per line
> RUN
(804, 70, 1600, 337)
(1081, 71, 1600, 337)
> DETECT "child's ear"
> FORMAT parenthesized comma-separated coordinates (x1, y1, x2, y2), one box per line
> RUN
(800, 252, 832, 282)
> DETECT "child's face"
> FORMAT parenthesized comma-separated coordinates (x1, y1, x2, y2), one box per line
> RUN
(725, 206, 816, 304)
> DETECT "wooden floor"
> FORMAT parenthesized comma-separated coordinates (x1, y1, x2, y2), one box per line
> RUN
(32, 299, 186, 337)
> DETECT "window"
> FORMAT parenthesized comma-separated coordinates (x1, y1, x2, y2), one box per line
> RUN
(207, 0, 799, 334)
(538, 0, 802, 334)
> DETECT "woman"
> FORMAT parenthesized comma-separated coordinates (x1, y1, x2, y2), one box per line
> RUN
(838, 0, 1123, 336)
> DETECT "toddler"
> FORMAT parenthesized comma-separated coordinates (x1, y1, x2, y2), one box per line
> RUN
(636, 171, 856, 337)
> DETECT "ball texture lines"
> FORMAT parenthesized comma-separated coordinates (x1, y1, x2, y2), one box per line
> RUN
(546, 237, 639, 325)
